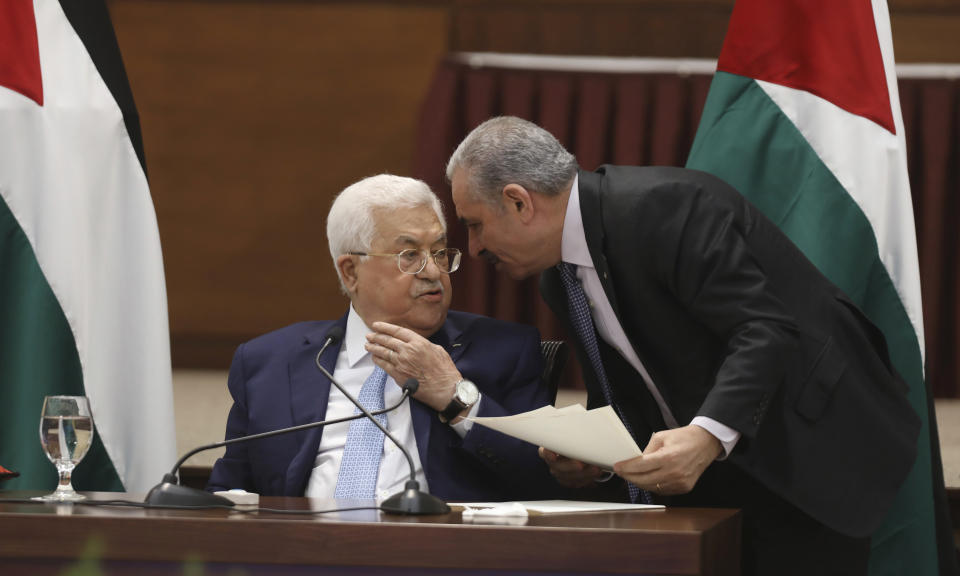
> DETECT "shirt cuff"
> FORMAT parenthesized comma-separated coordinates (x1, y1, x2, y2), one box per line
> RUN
(449, 395, 482, 438)
(690, 416, 740, 460)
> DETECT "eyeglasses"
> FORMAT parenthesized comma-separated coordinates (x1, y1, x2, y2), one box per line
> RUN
(349, 248, 462, 275)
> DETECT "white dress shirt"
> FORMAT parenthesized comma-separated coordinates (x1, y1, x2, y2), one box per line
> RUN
(561, 175, 740, 457)
(305, 306, 479, 500)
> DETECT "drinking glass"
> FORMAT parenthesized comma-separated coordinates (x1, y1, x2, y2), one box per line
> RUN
(32, 395, 95, 502)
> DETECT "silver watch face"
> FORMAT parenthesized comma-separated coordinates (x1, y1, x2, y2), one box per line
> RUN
(456, 380, 480, 405)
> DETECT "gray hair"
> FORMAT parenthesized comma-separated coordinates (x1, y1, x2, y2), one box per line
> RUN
(326, 174, 445, 289)
(445, 116, 577, 205)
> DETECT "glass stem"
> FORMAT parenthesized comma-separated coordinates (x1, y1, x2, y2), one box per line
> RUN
(57, 467, 74, 493)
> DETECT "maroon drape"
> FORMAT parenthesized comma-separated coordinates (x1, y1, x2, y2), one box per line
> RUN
(414, 56, 960, 398)
(900, 78, 960, 399)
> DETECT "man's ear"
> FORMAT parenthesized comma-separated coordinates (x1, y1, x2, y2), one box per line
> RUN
(337, 254, 359, 293)
(502, 184, 535, 224)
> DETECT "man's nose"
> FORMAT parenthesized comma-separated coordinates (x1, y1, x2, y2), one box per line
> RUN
(467, 231, 482, 258)
(417, 253, 442, 279)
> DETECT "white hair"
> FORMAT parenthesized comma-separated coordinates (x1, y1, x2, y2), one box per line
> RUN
(326, 174, 445, 289)
(446, 116, 577, 205)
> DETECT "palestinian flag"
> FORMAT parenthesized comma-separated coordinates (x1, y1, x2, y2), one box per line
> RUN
(687, 0, 954, 574)
(0, 0, 176, 493)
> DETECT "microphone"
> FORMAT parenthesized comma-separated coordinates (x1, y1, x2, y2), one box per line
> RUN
(313, 328, 450, 515)
(143, 327, 419, 508)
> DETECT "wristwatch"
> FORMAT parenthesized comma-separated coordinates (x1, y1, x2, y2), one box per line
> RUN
(439, 379, 480, 423)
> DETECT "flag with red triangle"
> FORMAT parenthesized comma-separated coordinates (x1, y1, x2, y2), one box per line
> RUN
(687, 0, 954, 574)
(0, 0, 175, 494)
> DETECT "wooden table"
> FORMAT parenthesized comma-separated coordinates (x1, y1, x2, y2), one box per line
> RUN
(0, 491, 740, 575)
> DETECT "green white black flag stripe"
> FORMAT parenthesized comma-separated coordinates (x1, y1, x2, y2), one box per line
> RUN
(0, 0, 175, 493)
(687, 0, 943, 573)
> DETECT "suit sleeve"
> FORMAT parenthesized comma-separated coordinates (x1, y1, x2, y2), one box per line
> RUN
(206, 344, 255, 492)
(454, 326, 566, 499)
(634, 181, 800, 438)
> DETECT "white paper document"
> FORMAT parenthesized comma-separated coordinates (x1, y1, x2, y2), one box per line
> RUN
(468, 404, 642, 469)
(452, 500, 663, 515)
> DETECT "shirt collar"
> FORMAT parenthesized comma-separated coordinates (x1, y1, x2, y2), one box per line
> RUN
(345, 304, 373, 368)
(560, 174, 594, 269)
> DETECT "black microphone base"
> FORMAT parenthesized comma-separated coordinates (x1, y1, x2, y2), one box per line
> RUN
(380, 481, 450, 515)
(144, 474, 235, 508)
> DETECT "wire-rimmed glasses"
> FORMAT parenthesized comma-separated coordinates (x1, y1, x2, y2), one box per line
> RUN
(349, 248, 462, 275)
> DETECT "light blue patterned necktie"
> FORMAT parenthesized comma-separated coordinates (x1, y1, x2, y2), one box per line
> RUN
(558, 262, 653, 504)
(334, 365, 388, 499)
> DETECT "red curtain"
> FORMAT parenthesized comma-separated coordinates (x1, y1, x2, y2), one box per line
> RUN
(900, 78, 960, 399)
(414, 56, 960, 398)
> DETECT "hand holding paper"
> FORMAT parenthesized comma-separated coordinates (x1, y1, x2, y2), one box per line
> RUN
(538, 447, 607, 488)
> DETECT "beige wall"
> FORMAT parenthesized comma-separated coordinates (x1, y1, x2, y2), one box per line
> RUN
(937, 400, 960, 489)
(173, 371, 232, 467)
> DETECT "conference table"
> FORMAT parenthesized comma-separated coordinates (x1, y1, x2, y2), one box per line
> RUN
(0, 491, 740, 575)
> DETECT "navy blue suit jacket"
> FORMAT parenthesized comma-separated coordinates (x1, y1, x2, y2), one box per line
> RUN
(207, 310, 559, 501)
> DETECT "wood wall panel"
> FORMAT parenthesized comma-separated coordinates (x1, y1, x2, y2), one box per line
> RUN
(108, 1, 449, 367)
(105, 0, 959, 368)
(890, 13, 960, 62)
(452, 2, 732, 57)
(450, 0, 960, 62)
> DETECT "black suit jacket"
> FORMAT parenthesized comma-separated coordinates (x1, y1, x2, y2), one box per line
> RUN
(541, 165, 920, 537)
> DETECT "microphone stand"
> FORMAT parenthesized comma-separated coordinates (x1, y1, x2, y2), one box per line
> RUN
(145, 328, 449, 514)
(314, 355, 450, 515)
(143, 391, 416, 507)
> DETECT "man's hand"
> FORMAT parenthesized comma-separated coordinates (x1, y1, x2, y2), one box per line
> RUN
(538, 447, 608, 488)
(613, 425, 722, 495)
(365, 321, 462, 412)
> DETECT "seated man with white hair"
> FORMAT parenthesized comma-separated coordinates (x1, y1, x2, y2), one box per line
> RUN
(207, 174, 559, 501)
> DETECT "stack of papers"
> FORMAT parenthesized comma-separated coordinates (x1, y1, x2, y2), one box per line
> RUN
(468, 404, 642, 469)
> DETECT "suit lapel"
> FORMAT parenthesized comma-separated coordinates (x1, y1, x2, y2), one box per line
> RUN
(578, 169, 623, 320)
(284, 315, 347, 495)
(570, 169, 675, 429)
(409, 317, 469, 474)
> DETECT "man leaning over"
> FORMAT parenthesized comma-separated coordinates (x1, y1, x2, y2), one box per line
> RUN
(447, 116, 920, 576)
